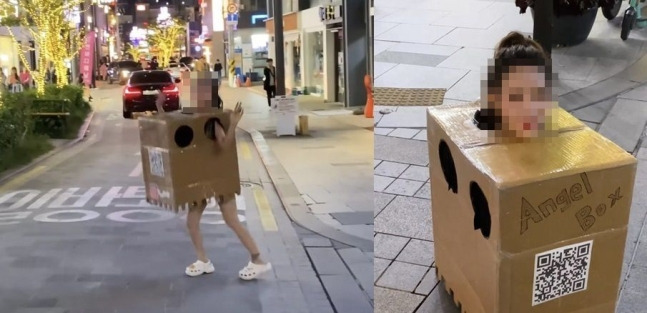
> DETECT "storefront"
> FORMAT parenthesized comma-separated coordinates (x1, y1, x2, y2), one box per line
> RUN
(298, 4, 343, 102)
(265, 12, 299, 92)
(0, 27, 38, 74)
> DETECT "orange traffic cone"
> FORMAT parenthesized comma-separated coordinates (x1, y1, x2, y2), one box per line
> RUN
(245, 76, 251, 87)
(364, 74, 374, 118)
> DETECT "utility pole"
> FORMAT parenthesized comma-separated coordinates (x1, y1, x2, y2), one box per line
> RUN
(533, 0, 552, 56)
(90, 2, 98, 88)
(115, 10, 121, 61)
(273, 0, 285, 95)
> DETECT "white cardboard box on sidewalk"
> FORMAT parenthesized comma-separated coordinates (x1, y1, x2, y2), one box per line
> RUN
(272, 96, 299, 136)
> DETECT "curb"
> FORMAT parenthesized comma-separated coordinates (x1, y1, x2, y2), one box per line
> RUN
(239, 125, 374, 252)
(0, 110, 96, 185)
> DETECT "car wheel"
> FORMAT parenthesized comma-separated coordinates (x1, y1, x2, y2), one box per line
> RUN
(123, 110, 132, 119)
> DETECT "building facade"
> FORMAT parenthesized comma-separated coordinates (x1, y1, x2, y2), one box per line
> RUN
(265, 0, 369, 106)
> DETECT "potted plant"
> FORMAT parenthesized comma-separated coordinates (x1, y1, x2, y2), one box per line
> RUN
(515, 0, 621, 46)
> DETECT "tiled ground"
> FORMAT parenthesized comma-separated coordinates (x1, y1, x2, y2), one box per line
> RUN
(373, 1, 647, 312)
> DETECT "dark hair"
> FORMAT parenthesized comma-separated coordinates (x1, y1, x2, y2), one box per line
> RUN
(266, 58, 273, 62)
(475, 31, 551, 130)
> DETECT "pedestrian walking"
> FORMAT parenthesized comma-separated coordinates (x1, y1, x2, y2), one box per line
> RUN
(99, 63, 107, 81)
(194, 55, 208, 72)
(153, 91, 272, 279)
(214, 59, 223, 84)
(263, 58, 276, 107)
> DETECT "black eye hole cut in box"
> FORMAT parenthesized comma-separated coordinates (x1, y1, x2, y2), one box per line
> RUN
(204, 118, 224, 141)
(174, 125, 194, 148)
(439, 139, 458, 194)
(470, 181, 491, 239)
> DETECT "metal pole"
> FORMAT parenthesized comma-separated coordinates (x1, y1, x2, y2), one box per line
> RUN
(91, 3, 98, 88)
(533, 0, 552, 56)
(115, 12, 121, 60)
(227, 25, 234, 86)
(273, 0, 285, 95)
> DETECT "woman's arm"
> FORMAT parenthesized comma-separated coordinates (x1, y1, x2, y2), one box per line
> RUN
(213, 102, 244, 149)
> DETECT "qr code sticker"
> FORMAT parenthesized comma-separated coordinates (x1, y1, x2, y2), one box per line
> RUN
(148, 147, 165, 177)
(532, 240, 593, 306)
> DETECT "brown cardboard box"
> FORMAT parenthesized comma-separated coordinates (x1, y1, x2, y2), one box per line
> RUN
(138, 108, 240, 212)
(426, 102, 637, 313)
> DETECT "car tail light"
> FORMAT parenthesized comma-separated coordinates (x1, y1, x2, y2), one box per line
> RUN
(162, 84, 178, 95)
(124, 86, 142, 97)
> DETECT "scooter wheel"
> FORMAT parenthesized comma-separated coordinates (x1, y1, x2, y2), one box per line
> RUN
(621, 7, 636, 41)
(602, 0, 622, 20)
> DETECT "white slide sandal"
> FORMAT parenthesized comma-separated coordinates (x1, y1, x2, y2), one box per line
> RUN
(238, 261, 272, 280)
(185, 260, 215, 277)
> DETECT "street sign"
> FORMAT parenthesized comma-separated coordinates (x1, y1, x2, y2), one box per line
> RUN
(227, 3, 238, 14)
(226, 13, 238, 26)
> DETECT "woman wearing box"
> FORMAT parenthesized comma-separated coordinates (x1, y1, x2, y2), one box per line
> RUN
(473, 31, 555, 139)
(155, 92, 272, 280)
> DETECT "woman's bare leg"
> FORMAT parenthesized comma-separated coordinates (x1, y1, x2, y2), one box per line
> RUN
(219, 196, 265, 264)
(187, 200, 209, 262)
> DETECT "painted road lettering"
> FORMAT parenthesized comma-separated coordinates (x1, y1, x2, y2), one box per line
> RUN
(33, 210, 100, 223)
(27, 188, 63, 209)
(49, 187, 102, 209)
(0, 190, 40, 212)
(0, 185, 248, 225)
(96, 186, 150, 208)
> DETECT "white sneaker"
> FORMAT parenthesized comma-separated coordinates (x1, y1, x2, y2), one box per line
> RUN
(239, 261, 272, 280)
(185, 260, 215, 277)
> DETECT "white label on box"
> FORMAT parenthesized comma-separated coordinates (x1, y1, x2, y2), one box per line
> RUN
(147, 147, 165, 177)
(532, 240, 593, 306)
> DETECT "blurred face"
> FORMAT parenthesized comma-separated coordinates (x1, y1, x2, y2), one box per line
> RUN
(267, 61, 273, 67)
(494, 66, 554, 138)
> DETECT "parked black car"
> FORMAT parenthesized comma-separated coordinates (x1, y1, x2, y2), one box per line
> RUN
(108, 60, 143, 85)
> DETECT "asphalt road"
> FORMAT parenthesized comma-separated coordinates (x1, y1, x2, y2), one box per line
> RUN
(0, 84, 337, 313)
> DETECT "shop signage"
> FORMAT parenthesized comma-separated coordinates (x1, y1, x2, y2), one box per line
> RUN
(226, 13, 238, 26)
(319, 5, 342, 23)
(80, 31, 95, 87)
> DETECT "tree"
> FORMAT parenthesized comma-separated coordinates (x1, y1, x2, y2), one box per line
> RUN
(147, 18, 185, 69)
(126, 43, 140, 61)
(0, 0, 84, 94)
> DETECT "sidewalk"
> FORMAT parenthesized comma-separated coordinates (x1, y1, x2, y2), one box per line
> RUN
(202, 84, 375, 310)
(214, 84, 375, 249)
(373, 0, 647, 312)
(375, 0, 647, 100)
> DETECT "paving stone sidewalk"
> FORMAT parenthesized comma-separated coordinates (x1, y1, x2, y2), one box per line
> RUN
(373, 83, 647, 312)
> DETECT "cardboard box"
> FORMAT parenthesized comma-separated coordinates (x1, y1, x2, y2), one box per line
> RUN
(426, 102, 637, 313)
(138, 108, 240, 211)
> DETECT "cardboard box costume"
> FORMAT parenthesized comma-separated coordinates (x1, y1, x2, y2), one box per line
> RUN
(138, 109, 240, 212)
(427, 102, 637, 313)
